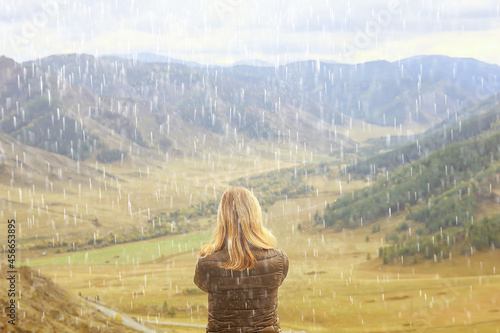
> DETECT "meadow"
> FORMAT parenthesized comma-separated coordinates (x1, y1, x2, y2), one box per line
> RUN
(19, 171, 500, 332)
(2, 118, 499, 332)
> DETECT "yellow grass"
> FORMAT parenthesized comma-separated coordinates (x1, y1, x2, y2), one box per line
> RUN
(2, 128, 499, 332)
(17, 168, 500, 332)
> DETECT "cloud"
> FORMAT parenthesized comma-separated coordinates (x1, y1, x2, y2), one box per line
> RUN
(0, 0, 499, 65)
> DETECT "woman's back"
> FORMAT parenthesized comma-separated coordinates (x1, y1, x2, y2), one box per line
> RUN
(194, 246, 289, 332)
(194, 186, 288, 332)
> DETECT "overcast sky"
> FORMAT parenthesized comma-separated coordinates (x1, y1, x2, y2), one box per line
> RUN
(1, 0, 499, 65)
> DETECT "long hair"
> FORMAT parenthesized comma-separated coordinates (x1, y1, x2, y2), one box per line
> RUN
(199, 186, 277, 270)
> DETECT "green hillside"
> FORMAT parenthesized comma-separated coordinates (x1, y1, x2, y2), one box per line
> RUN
(348, 97, 500, 175)
(321, 100, 500, 225)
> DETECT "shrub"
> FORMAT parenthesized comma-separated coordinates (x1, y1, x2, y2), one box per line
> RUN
(114, 313, 122, 323)
(97, 149, 125, 163)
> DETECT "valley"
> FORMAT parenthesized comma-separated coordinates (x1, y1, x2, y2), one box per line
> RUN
(1, 54, 500, 332)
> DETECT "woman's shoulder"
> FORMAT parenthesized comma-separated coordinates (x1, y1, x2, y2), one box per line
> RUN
(253, 248, 289, 279)
(252, 247, 287, 260)
(197, 248, 228, 265)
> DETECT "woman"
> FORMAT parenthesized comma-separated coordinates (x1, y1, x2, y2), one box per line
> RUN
(194, 186, 289, 332)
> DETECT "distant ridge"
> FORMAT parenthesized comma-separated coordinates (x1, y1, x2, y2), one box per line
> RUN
(110, 52, 208, 67)
(1, 53, 500, 166)
(232, 59, 274, 67)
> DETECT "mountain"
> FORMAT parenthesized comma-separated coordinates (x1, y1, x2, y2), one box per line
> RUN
(277, 56, 500, 126)
(112, 52, 206, 67)
(0, 53, 354, 165)
(0, 54, 117, 161)
(2, 53, 499, 266)
(1, 54, 499, 167)
(0, 264, 137, 332)
(320, 100, 500, 233)
(31, 54, 500, 129)
(232, 59, 274, 67)
(349, 93, 500, 174)
(398, 55, 499, 99)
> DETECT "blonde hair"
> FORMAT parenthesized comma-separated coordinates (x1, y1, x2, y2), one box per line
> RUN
(199, 186, 277, 270)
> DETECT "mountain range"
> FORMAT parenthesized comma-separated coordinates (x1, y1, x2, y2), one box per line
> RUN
(0, 54, 499, 167)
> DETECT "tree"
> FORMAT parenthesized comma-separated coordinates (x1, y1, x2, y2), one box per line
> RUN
(314, 210, 321, 224)
(168, 306, 176, 318)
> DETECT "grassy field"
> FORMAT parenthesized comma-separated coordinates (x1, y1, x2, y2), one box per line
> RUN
(17, 171, 500, 332)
